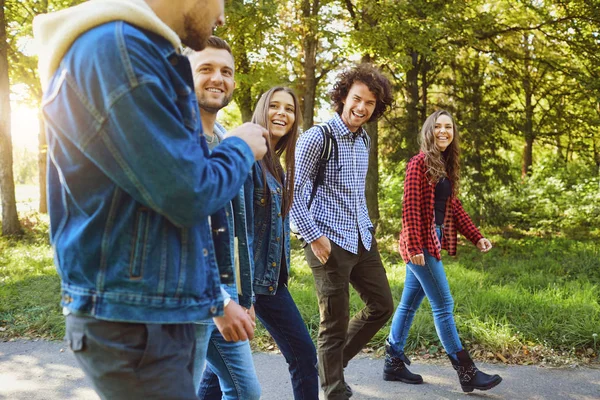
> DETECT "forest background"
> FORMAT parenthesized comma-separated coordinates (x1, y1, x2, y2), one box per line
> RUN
(0, 0, 599, 365)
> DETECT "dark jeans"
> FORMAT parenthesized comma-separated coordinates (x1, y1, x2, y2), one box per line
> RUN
(304, 239, 394, 400)
(65, 314, 198, 400)
(198, 284, 319, 400)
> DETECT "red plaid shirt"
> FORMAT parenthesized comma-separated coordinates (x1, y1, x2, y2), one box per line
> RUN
(398, 152, 483, 263)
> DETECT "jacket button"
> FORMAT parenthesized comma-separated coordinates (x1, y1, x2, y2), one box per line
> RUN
(271, 262, 277, 267)
(203, 248, 208, 256)
(277, 213, 281, 217)
(260, 198, 265, 204)
(276, 237, 280, 242)
(268, 286, 274, 291)
(209, 306, 217, 315)
(276, 188, 281, 193)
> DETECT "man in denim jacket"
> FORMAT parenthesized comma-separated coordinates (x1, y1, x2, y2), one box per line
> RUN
(32, 1, 267, 399)
(185, 37, 262, 399)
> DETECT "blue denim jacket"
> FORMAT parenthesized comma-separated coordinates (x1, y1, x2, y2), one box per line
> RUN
(42, 22, 254, 323)
(252, 163, 291, 295)
(211, 123, 254, 309)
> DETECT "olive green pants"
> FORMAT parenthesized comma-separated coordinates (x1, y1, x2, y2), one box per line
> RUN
(304, 238, 394, 400)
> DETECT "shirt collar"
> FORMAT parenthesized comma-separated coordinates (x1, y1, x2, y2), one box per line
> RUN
(214, 121, 227, 139)
(330, 112, 367, 140)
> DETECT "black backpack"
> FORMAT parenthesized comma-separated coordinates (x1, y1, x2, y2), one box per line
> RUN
(307, 123, 370, 210)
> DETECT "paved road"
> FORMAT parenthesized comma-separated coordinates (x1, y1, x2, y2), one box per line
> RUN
(1, 340, 598, 399)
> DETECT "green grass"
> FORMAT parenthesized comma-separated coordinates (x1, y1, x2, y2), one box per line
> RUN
(1, 210, 599, 364)
(0, 213, 63, 340)
(285, 233, 600, 363)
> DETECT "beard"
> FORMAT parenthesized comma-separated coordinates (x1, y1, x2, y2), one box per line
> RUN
(181, 13, 213, 51)
(197, 92, 233, 114)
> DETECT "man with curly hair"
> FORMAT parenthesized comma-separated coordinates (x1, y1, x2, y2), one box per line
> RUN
(291, 63, 395, 400)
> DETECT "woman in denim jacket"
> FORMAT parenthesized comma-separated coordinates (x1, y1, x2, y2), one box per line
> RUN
(199, 87, 319, 399)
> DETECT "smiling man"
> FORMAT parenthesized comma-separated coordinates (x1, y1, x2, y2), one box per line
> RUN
(291, 64, 394, 400)
(185, 37, 262, 399)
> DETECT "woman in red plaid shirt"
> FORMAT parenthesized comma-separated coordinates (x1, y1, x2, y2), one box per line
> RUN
(383, 110, 503, 393)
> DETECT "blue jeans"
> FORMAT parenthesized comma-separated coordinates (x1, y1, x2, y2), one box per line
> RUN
(199, 285, 319, 400)
(193, 323, 261, 400)
(388, 227, 463, 357)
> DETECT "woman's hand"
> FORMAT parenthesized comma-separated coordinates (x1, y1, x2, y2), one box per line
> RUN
(477, 238, 493, 252)
(410, 253, 425, 266)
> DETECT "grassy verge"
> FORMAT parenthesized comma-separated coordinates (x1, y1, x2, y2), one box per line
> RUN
(285, 233, 600, 365)
(1, 213, 599, 365)
(0, 213, 63, 340)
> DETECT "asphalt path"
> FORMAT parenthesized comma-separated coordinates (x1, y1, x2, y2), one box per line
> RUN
(1, 340, 598, 399)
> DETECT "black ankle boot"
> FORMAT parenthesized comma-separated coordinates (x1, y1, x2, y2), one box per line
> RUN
(448, 349, 502, 392)
(383, 345, 423, 384)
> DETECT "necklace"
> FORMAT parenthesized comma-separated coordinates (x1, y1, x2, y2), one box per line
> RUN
(204, 133, 218, 144)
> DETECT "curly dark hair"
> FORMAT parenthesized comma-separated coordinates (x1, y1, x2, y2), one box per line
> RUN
(330, 63, 393, 122)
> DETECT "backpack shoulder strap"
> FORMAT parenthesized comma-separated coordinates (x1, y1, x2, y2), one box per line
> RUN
(360, 129, 371, 150)
(307, 123, 336, 210)
(316, 123, 334, 160)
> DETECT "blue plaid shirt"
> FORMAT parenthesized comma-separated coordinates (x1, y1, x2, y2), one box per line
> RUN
(290, 113, 373, 254)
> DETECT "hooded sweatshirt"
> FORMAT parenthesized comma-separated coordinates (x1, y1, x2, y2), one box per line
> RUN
(33, 0, 181, 90)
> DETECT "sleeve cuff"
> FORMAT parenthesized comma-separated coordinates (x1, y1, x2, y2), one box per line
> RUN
(220, 285, 231, 301)
(220, 136, 255, 170)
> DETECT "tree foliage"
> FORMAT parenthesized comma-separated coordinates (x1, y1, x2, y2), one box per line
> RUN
(3, 0, 599, 235)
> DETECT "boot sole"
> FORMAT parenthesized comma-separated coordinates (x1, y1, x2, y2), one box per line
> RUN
(461, 376, 502, 392)
(383, 373, 424, 384)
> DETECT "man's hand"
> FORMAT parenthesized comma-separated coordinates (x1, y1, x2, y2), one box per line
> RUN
(477, 238, 493, 252)
(225, 122, 269, 161)
(311, 235, 331, 265)
(244, 304, 256, 324)
(410, 253, 425, 266)
(213, 300, 256, 342)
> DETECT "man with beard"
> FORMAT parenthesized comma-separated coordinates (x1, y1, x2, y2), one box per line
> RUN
(33, 1, 267, 399)
(185, 37, 261, 399)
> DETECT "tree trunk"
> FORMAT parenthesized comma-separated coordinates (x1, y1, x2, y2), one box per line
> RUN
(521, 82, 534, 177)
(233, 38, 253, 122)
(0, 0, 22, 235)
(301, 35, 317, 130)
(404, 50, 421, 157)
(521, 40, 534, 178)
(594, 107, 600, 177)
(38, 111, 47, 213)
(237, 81, 253, 123)
(299, 0, 320, 130)
(420, 57, 430, 123)
(364, 120, 379, 229)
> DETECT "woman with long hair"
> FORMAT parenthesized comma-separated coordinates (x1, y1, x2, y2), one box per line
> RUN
(383, 110, 503, 393)
(199, 87, 319, 400)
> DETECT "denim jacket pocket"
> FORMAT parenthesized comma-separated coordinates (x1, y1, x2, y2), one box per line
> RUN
(254, 188, 268, 208)
(129, 207, 150, 279)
